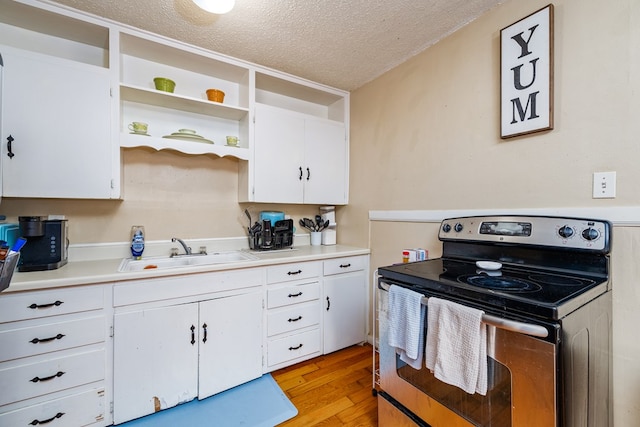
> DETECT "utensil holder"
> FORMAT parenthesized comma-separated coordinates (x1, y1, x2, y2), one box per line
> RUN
(0, 252, 20, 292)
(310, 232, 322, 246)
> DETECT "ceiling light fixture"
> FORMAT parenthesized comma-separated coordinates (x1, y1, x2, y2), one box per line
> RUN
(192, 0, 235, 14)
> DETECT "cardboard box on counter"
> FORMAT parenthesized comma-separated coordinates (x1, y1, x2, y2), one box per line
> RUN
(402, 248, 428, 262)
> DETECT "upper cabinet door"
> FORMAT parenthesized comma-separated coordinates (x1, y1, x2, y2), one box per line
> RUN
(0, 47, 113, 198)
(304, 117, 347, 205)
(253, 104, 348, 204)
(253, 104, 305, 203)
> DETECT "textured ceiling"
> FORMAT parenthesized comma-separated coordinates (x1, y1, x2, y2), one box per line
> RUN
(49, 0, 504, 91)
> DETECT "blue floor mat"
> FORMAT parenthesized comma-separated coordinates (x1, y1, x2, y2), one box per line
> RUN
(119, 374, 298, 427)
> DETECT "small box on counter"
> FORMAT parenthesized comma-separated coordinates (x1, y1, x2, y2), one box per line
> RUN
(402, 248, 428, 263)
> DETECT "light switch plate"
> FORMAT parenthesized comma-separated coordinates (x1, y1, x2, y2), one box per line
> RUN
(593, 171, 616, 198)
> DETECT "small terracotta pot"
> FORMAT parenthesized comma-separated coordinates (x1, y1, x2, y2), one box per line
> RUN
(206, 89, 225, 103)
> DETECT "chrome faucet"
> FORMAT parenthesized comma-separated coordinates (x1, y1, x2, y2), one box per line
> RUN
(171, 238, 192, 256)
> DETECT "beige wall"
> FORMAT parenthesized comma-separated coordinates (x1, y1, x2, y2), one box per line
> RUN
(347, 0, 640, 425)
(346, 0, 640, 246)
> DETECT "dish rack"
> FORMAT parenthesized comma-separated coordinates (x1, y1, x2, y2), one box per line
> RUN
(248, 219, 294, 251)
(0, 252, 20, 292)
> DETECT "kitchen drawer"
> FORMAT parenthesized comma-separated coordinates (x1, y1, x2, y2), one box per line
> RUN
(267, 328, 321, 367)
(0, 388, 105, 427)
(0, 286, 104, 324)
(0, 349, 104, 406)
(267, 300, 320, 337)
(114, 268, 262, 307)
(0, 316, 105, 362)
(266, 261, 321, 284)
(267, 282, 320, 309)
(323, 256, 366, 276)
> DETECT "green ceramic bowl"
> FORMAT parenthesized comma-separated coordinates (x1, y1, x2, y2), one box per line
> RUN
(154, 77, 176, 93)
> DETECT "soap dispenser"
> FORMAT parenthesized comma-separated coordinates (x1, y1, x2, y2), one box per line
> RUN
(130, 226, 145, 259)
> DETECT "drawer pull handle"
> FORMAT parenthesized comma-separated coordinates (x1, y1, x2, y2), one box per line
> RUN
(287, 270, 302, 275)
(288, 292, 303, 298)
(190, 325, 196, 345)
(288, 316, 302, 322)
(339, 263, 351, 268)
(289, 343, 303, 351)
(30, 371, 65, 383)
(28, 300, 64, 310)
(30, 333, 65, 344)
(29, 412, 65, 425)
(202, 323, 208, 343)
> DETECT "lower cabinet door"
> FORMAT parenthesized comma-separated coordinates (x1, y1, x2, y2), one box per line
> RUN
(323, 271, 366, 354)
(112, 303, 199, 424)
(0, 388, 105, 427)
(198, 291, 263, 398)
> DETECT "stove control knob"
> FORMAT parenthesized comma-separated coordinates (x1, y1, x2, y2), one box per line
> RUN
(442, 223, 451, 233)
(558, 225, 574, 238)
(582, 227, 600, 241)
(454, 223, 464, 233)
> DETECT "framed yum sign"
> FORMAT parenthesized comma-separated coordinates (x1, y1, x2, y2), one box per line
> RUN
(500, 4, 554, 138)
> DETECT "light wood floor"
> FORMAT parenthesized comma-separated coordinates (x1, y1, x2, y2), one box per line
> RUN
(272, 343, 378, 426)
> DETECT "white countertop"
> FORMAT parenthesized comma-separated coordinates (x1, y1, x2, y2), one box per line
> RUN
(6, 245, 370, 293)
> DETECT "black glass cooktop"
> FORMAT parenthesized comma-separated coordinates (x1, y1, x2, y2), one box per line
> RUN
(378, 258, 609, 320)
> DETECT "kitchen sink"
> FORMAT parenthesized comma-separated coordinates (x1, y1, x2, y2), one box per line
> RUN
(117, 251, 259, 272)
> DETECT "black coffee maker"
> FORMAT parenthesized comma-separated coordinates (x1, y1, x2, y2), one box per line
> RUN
(18, 216, 68, 272)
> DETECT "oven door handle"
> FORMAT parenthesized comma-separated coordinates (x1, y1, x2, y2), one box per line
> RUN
(378, 282, 549, 338)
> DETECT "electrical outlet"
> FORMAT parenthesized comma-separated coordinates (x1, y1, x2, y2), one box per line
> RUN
(593, 172, 616, 198)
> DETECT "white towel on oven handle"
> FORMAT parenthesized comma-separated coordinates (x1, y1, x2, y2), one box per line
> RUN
(387, 285, 425, 369)
(425, 297, 488, 395)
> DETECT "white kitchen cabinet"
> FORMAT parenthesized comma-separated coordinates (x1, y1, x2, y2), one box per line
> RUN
(252, 103, 347, 204)
(322, 256, 368, 354)
(0, 47, 114, 199)
(198, 292, 262, 398)
(0, 2, 117, 199)
(112, 281, 262, 424)
(113, 303, 198, 423)
(0, 285, 107, 426)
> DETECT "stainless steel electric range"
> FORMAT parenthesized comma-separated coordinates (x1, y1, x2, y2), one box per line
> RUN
(376, 215, 612, 427)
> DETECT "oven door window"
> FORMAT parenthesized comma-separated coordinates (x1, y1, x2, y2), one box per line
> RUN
(397, 355, 512, 426)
